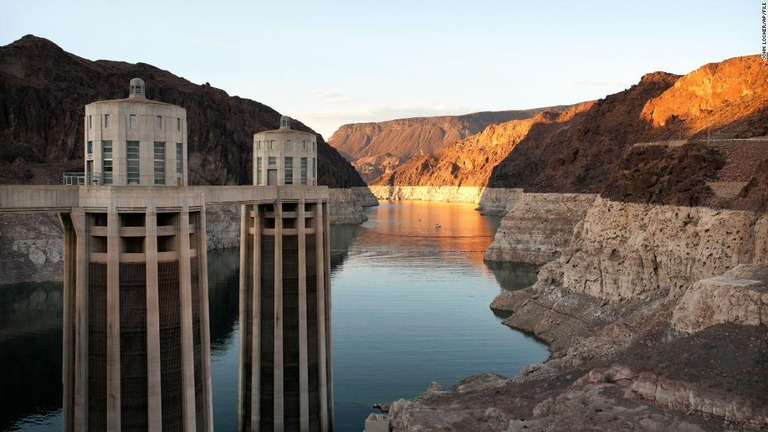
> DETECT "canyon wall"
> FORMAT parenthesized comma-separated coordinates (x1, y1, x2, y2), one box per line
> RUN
(484, 193, 597, 264)
(475, 188, 524, 216)
(369, 185, 487, 203)
(328, 109, 557, 183)
(557, 197, 767, 302)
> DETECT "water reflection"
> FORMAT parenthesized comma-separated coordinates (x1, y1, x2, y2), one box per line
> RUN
(2, 202, 547, 432)
(0, 282, 63, 431)
(207, 249, 240, 349)
(485, 261, 540, 292)
(330, 224, 362, 272)
(331, 201, 548, 431)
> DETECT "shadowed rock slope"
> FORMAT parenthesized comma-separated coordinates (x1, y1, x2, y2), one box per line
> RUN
(489, 55, 768, 199)
(0, 35, 365, 188)
(327, 108, 561, 182)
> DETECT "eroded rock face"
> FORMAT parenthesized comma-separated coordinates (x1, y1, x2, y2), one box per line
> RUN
(561, 197, 767, 301)
(672, 265, 768, 334)
(475, 187, 524, 216)
(0, 213, 63, 284)
(328, 188, 369, 225)
(484, 193, 597, 264)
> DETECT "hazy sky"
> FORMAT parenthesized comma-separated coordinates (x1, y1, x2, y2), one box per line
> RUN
(0, 1, 758, 138)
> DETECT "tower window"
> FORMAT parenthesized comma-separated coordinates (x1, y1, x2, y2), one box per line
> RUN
(300, 157, 307, 185)
(129, 114, 137, 128)
(127, 141, 140, 184)
(176, 143, 183, 176)
(155, 116, 163, 129)
(104, 114, 110, 128)
(88, 115, 92, 129)
(87, 141, 93, 156)
(103, 141, 113, 184)
(176, 118, 181, 131)
(256, 157, 263, 185)
(268, 157, 276, 166)
(154, 142, 165, 185)
(285, 157, 293, 185)
(270, 140, 275, 150)
(286, 140, 292, 151)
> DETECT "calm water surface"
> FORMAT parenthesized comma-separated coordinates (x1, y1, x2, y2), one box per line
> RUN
(1, 201, 548, 431)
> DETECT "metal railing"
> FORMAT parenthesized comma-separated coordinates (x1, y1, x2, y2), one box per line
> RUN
(63, 172, 103, 186)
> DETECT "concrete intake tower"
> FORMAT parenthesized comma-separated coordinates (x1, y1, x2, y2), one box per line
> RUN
(0, 79, 334, 432)
(239, 116, 334, 432)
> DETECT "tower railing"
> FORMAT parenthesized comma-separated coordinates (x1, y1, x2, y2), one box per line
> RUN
(63, 172, 103, 186)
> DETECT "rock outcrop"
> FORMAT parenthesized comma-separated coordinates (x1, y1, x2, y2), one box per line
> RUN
(475, 188, 524, 216)
(559, 197, 767, 301)
(484, 193, 597, 264)
(328, 188, 369, 224)
(328, 109, 558, 183)
(671, 265, 768, 334)
(0, 213, 63, 284)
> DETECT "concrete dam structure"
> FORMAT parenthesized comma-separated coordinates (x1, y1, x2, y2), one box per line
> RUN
(0, 79, 334, 432)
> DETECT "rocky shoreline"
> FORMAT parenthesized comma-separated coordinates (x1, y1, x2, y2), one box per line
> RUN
(0, 187, 377, 285)
(385, 194, 768, 431)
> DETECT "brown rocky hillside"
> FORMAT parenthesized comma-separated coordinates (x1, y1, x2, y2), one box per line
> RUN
(327, 108, 561, 183)
(373, 104, 593, 187)
(0, 35, 365, 188)
(489, 56, 768, 196)
(378, 55, 768, 208)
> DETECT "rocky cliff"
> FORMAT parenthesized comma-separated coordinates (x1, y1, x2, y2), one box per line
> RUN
(0, 35, 365, 189)
(488, 56, 768, 200)
(483, 193, 597, 264)
(372, 108, 587, 188)
(388, 196, 768, 430)
(327, 108, 558, 183)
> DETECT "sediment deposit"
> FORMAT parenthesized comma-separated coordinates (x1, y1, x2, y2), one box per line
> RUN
(369, 185, 488, 203)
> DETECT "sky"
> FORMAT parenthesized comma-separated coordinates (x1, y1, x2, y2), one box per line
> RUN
(0, 1, 758, 139)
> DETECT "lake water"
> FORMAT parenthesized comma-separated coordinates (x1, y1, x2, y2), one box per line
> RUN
(1, 201, 548, 431)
